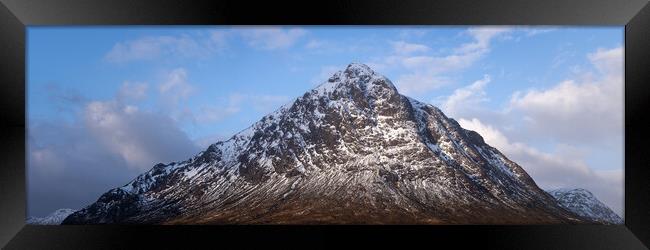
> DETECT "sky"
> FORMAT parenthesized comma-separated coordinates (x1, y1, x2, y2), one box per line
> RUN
(27, 26, 624, 218)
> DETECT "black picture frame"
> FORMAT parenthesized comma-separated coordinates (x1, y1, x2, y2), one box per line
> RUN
(1, 0, 649, 249)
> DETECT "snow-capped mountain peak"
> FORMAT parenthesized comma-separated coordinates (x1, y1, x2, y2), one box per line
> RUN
(27, 208, 77, 225)
(64, 63, 597, 225)
(312, 63, 398, 103)
(546, 188, 623, 224)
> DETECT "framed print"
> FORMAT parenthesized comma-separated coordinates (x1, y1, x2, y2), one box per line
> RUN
(1, 0, 649, 249)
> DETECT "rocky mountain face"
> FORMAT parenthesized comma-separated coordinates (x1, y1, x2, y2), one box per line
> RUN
(547, 188, 623, 224)
(64, 63, 588, 225)
(28, 208, 77, 225)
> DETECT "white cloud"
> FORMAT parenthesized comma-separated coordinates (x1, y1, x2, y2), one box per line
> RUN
(441, 74, 490, 118)
(390, 41, 430, 55)
(509, 47, 623, 144)
(28, 121, 141, 216)
(458, 118, 623, 216)
(456, 27, 512, 54)
(159, 68, 195, 106)
(84, 100, 199, 170)
(240, 28, 307, 50)
(588, 47, 623, 76)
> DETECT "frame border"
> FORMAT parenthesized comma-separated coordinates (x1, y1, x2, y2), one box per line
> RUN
(1, 0, 649, 249)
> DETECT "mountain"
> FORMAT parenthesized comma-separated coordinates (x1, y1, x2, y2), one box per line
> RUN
(27, 208, 77, 225)
(546, 188, 623, 224)
(64, 63, 585, 225)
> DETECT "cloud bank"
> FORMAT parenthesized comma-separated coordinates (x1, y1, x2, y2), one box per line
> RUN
(28, 71, 203, 216)
(442, 46, 624, 216)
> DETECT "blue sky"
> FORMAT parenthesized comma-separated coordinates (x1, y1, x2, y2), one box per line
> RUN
(27, 26, 624, 218)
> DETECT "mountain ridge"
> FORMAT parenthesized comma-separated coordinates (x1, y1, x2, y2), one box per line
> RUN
(63, 63, 597, 224)
(27, 208, 77, 225)
(546, 188, 623, 224)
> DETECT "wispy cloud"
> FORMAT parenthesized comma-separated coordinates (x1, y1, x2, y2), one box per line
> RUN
(455, 27, 512, 54)
(522, 27, 557, 37)
(440, 74, 491, 118)
(390, 41, 430, 55)
(104, 32, 228, 63)
(105, 28, 308, 62)
(388, 27, 512, 95)
(158, 68, 195, 111)
(240, 28, 307, 50)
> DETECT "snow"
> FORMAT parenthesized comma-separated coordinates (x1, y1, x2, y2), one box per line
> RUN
(547, 188, 623, 224)
(313, 75, 341, 96)
(313, 108, 326, 119)
(27, 208, 77, 225)
(184, 166, 201, 179)
(298, 123, 310, 132)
